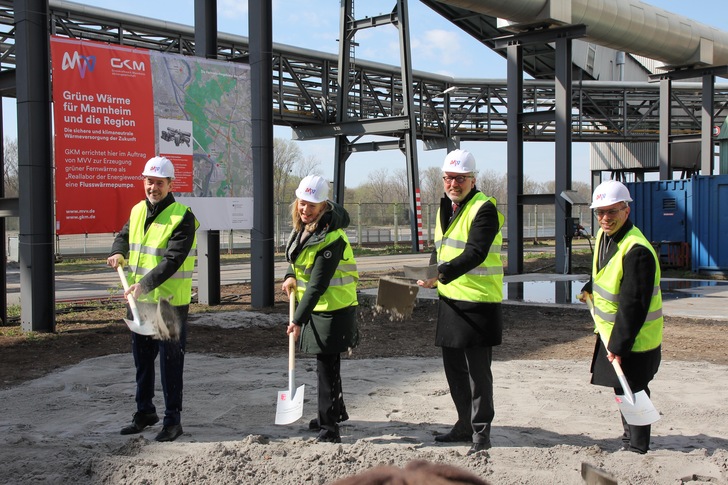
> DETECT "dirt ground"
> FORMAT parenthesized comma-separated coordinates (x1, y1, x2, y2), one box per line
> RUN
(1, 254, 727, 390)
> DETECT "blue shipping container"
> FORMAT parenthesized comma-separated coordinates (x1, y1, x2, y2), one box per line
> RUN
(691, 175, 728, 273)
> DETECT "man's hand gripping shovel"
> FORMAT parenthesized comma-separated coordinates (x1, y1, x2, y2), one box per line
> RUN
(116, 263, 157, 337)
(582, 292, 660, 426)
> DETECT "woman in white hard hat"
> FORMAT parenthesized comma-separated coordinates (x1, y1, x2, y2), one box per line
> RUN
(579, 179, 663, 454)
(281, 175, 359, 443)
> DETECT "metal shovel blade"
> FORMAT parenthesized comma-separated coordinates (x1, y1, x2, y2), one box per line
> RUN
(123, 317, 158, 336)
(275, 294, 304, 425)
(275, 383, 305, 425)
(402, 264, 437, 280)
(615, 390, 660, 426)
(116, 265, 157, 337)
(584, 294, 660, 426)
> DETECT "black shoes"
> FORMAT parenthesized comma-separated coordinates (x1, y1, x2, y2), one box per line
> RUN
(315, 429, 342, 443)
(434, 429, 471, 443)
(120, 412, 159, 435)
(466, 441, 492, 456)
(155, 424, 183, 442)
(309, 410, 350, 431)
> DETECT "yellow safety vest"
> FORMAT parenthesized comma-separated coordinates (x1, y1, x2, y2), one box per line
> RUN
(127, 201, 198, 306)
(434, 192, 504, 302)
(592, 226, 663, 351)
(294, 229, 358, 312)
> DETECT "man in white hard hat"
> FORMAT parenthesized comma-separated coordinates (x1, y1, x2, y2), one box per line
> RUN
(107, 156, 199, 442)
(417, 149, 505, 456)
(579, 179, 663, 454)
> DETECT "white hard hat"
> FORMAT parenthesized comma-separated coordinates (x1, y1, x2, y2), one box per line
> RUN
(590, 180, 632, 208)
(295, 175, 329, 203)
(142, 156, 175, 179)
(442, 149, 476, 174)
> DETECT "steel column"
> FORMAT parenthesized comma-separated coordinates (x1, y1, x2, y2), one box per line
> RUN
(702, 74, 715, 174)
(249, 0, 275, 308)
(554, 36, 573, 275)
(395, 0, 421, 252)
(16, 0, 55, 332)
(506, 44, 524, 275)
(194, 0, 220, 305)
(659, 78, 672, 179)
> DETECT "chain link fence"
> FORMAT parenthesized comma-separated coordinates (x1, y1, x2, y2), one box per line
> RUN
(5, 202, 592, 260)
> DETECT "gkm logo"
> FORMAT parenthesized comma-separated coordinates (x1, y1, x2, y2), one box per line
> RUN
(111, 57, 146, 72)
(61, 51, 96, 78)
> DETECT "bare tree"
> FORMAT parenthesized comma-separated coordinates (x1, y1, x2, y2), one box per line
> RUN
(476, 169, 506, 203)
(273, 138, 320, 206)
(419, 166, 444, 208)
(3, 137, 18, 197)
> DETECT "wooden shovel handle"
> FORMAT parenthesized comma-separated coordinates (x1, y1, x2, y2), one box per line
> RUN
(288, 292, 296, 372)
(584, 294, 636, 402)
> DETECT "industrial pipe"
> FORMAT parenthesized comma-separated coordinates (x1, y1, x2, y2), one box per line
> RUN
(435, 0, 728, 68)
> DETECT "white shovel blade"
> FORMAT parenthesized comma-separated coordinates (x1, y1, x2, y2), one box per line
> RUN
(616, 390, 660, 426)
(123, 318, 158, 337)
(275, 384, 305, 425)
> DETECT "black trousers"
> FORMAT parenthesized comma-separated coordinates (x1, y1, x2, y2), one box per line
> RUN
(130, 303, 188, 427)
(316, 353, 346, 433)
(441, 346, 494, 444)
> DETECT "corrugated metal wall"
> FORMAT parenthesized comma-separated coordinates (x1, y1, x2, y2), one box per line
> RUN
(590, 142, 700, 171)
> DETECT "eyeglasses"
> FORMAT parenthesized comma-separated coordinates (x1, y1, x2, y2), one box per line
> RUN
(442, 175, 472, 184)
(594, 207, 626, 218)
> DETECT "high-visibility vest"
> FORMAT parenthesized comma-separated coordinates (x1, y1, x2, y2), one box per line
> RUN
(434, 192, 504, 302)
(127, 201, 198, 306)
(294, 229, 358, 312)
(592, 226, 663, 351)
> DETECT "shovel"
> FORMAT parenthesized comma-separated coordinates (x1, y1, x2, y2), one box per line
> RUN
(275, 292, 305, 425)
(584, 295, 660, 426)
(116, 265, 157, 337)
(402, 264, 437, 281)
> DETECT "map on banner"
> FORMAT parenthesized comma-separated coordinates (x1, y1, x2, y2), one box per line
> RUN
(150, 51, 253, 199)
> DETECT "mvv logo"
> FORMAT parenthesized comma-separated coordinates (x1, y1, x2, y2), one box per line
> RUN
(61, 51, 96, 78)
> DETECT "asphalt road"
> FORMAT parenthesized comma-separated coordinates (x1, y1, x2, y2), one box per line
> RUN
(5, 253, 433, 305)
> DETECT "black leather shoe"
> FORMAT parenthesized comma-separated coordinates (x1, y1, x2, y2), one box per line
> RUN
(466, 441, 492, 456)
(309, 410, 350, 431)
(120, 412, 159, 435)
(315, 429, 341, 443)
(434, 430, 471, 443)
(155, 424, 183, 442)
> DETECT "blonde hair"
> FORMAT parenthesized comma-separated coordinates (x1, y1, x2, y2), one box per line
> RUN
(290, 198, 330, 233)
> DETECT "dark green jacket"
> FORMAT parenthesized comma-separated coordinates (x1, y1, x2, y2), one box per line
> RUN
(284, 201, 359, 354)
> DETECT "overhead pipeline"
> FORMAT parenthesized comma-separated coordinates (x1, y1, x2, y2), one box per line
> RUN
(434, 0, 728, 68)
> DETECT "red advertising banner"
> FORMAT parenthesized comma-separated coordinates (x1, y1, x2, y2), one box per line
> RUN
(51, 37, 156, 234)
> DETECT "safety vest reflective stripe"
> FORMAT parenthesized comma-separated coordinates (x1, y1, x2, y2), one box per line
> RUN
(436, 238, 503, 254)
(127, 266, 195, 280)
(593, 283, 660, 302)
(129, 244, 198, 258)
(301, 262, 358, 276)
(593, 304, 663, 323)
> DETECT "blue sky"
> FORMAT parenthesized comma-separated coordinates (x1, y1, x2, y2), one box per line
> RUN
(5, 0, 727, 186)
